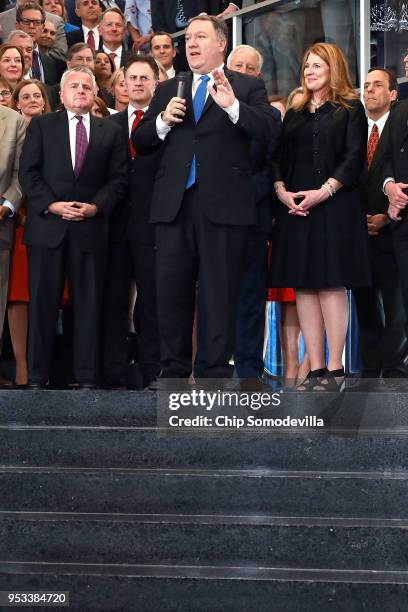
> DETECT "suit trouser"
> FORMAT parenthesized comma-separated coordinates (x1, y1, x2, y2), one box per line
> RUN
(155, 185, 248, 378)
(195, 227, 268, 378)
(102, 238, 131, 385)
(0, 249, 10, 341)
(27, 232, 105, 384)
(392, 216, 408, 339)
(353, 235, 408, 377)
(129, 239, 160, 383)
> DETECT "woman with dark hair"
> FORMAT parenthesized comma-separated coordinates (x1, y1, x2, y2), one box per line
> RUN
(95, 51, 115, 91)
(270, 43, 370, 391)
(7, 79, 50, 387)
(0, 44, 24, 91)
(91, 96, 110, 118)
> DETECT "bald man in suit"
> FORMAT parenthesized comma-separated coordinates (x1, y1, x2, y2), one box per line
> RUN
(0, 106, 25, 341)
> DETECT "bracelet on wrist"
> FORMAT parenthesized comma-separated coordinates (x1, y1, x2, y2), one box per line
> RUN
(275, 182, 286, 194)
(321, 183, 333, 198)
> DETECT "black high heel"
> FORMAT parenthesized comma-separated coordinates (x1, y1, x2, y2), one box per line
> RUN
(296, 368, 325, 392)
(313, 367, 345, 392)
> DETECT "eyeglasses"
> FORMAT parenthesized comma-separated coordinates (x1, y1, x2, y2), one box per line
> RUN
(72, 55, 94, 63)
(19, 18, 44, 26)
(0, 90, 11, 97)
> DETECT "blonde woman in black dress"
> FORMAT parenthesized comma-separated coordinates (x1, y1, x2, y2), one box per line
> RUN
(270, 43, 370, 391)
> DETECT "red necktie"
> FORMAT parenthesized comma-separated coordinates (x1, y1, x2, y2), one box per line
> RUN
(129, 109, 144, 159)
(87, 30, 95, 50)
(109, 52, 117, 67)
(367, 124, 379, 168)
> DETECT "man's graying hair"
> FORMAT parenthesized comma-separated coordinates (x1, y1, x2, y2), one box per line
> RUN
(60, 65, 97, 91)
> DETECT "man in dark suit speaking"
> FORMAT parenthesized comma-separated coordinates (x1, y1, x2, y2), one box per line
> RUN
(134, 15, 276, 378)
(19, 65, 127, 388)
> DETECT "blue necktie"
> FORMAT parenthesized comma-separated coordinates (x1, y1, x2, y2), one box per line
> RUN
(185, 74, 210, 190)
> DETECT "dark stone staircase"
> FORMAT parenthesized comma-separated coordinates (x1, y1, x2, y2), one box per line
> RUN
(0, 389, 408, 611)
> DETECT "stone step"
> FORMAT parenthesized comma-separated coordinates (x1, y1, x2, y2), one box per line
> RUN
(1, 563, 407, 612)
(1, 427, 408, 471)
(0, 388, 407, 432)
(1, 468, 408, 519)
(1, 513, 408, 570)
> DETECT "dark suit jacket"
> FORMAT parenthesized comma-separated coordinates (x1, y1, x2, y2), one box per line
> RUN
(40, 50, 59, 86)
(134, 69, 275, 226)
(251, 104, 280, 231)
(152, 0, 242, 32)
(109, 108, 162, 244)
(359, 113, 393, 251)
(19, 110, 128, 253)
(66, 27, 85, 47)
(66, 27, 104, 49)
(271, 99, 368, 190)
(383, 99, 408, 186)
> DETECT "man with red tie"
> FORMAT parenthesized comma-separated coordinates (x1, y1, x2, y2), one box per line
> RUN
(98, 7, 129, 70)
(19, 65, 128, 388)
(353, 68, 408, 378)
(103, 54, 161, 389)
(66, 0, 102, 49)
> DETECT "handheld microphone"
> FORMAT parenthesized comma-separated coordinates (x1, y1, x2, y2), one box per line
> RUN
(176, 75, 187, 99)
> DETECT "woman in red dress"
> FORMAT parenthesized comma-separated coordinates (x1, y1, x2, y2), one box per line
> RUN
(8, 80, 51, 386)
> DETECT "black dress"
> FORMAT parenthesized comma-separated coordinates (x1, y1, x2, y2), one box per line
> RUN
(269, 100, 371, 290)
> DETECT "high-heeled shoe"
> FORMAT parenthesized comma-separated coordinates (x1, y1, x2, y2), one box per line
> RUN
(312, 367, 345, 392)
(296, 368, 325, 392)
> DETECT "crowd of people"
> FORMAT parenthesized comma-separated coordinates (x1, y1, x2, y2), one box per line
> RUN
(0, 1, 407, 392)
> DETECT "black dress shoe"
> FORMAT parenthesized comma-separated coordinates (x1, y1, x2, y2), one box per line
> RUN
(77, 382, 98, 390)
(26, 382, 46, 390)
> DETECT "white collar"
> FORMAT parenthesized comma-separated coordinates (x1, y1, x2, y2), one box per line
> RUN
(67, 110, 90, 122)
(367, 111, 389, 133)
(192, 63, 224, 84)
(128, 103, 149, 117)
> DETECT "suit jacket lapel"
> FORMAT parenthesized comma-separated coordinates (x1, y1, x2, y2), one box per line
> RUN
(58, 110, 75, 179)
(79, 114, 103, 176)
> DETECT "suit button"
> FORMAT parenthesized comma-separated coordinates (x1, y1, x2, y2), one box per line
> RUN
(313, 151, 318, 155)
(401, 148, 405, 153)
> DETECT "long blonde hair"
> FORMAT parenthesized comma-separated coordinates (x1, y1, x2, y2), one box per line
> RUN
(293, 43, 358, 112)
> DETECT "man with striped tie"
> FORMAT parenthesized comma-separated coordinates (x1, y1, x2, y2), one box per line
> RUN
(353, 68, 408, 379)
(134, 15, 275, 379)
(19, 65, 127, 389)
(66, 0, 102, 49)
(151, 1, 242, 34)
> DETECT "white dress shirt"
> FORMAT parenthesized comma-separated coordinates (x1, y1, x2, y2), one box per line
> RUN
(166, 66, 175, 79)
(368, 111, 389, 140)
(127, 103, 148, 135)
(156, 64, 240, 140)
(82, 25, 100, 50)
(103, 44, 122, 70)
(67, 111, 90, 169)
